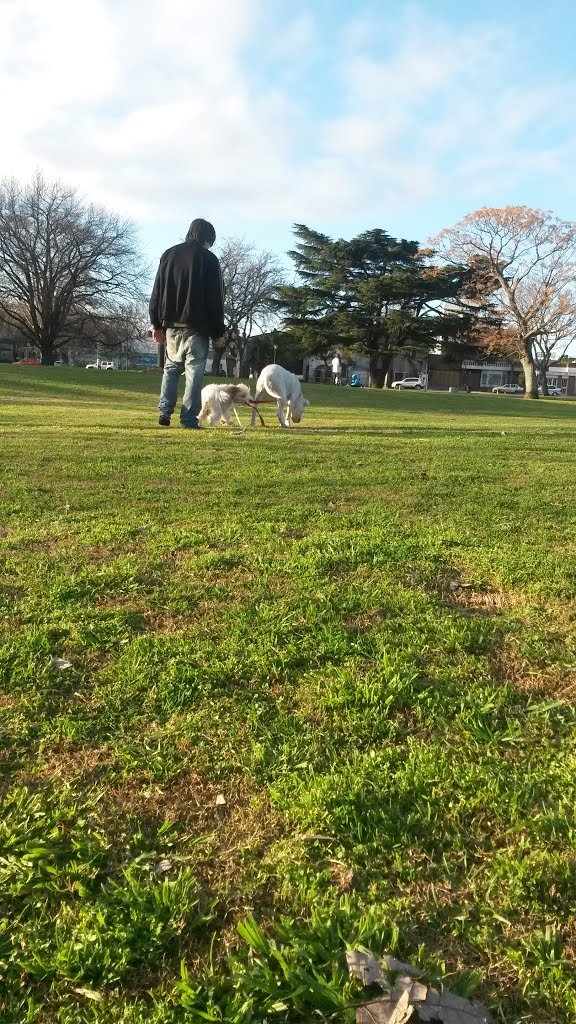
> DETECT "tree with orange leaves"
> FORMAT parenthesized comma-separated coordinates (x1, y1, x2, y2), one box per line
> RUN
(434, 207, 576, 398)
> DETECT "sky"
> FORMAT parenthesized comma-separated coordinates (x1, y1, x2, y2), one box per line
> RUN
(1, 0, 575, 282)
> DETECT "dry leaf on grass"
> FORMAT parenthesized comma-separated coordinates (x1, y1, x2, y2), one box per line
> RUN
(382, 956, 423, 978)
(418, 988, 492, 1024)
(393, 978, 428, 1002)
(357, 991, 413, 1024)
(348, 950, 492, 1024)
(51, 657, 72, 670)
(72, 987, 104, 1001)
(346, 950, 392, 992)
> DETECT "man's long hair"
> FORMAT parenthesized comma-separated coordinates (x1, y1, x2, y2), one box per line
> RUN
(186, 218, 216, 246)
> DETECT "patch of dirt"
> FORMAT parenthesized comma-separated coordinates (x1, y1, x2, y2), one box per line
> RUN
(446, 585, 517, 616)
(107, 770, 288, 892)
(109, 769, 210, 824)
(143, 609, 201, 633)
(0, 694, 21, 710)
(85, 545, 119, 561)
(18, 742, 113, 785)
(556, 677, 576, 703)
(424, 571, 576, 702)
(426, 572, 520, 618)
(410, 921, 515, 988)
(346, 608, 389, 630)
(492, 640, 576, 702)
(15, 537, 63, 554)
(329, 862, 357, 892)
(0, 585, 26, 602)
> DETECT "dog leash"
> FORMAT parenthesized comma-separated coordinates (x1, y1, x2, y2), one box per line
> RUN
(233, 408, 246, 431)
(230, 402, 269, 431)
(248, 401, 268, 428)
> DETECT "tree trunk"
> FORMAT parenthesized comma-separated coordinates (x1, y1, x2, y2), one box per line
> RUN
(538, 371, 549, 396)
(237, 337, 250, 378)
(40, 345, 55, 366)
(521, 341, 538, 399)
(369, 350, 392, 389)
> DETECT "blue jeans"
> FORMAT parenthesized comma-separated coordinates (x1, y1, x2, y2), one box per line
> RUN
(157, 329, 209, 427)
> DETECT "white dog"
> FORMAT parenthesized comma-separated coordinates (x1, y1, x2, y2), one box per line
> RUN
(199, 383, 265, 428)
(250, 364, 310, 428)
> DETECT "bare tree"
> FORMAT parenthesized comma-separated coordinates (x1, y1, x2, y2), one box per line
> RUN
(434, 207, 576, 398)
(217, 237, 283, 376)
(533, 331, 571, 395)
(0, 172, 146, 364)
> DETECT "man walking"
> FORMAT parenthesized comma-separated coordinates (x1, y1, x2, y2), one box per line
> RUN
(331, 353, 342, 385)
(150, 218, 225, 428)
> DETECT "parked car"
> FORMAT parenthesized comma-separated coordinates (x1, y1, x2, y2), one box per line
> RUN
(13, 357, 41, 365)
(391, 377, 424, 390)
(538, 386, 562, 397)
(86, 360, 116, 370)
(491, 383, 524, 394)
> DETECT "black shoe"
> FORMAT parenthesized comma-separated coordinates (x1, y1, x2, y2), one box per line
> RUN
(180, 422, 201, 430)
(158, 415, 171, 427)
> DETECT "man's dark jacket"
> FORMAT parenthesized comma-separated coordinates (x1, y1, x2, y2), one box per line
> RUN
(149, 241, 225, 338)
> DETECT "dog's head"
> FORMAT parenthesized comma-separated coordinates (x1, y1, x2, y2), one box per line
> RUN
(291, 395, 310, 424)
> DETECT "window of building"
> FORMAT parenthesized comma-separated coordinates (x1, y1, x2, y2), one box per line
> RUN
(480, 370, 504, 388)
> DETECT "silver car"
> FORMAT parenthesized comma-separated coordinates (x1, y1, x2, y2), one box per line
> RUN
(391, 377, 424, 390)
(491, 384, 523, 394)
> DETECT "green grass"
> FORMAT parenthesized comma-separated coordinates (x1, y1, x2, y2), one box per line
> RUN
(1, 364, 576, 1023)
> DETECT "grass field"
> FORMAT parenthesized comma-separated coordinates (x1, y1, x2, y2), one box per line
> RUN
(1, 365, 576, 1023)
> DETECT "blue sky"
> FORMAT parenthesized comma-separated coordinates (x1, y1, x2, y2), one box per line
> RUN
(1, 0, 575, 281)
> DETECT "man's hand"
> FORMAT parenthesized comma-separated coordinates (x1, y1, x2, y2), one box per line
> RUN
(152, 328, 166, 344)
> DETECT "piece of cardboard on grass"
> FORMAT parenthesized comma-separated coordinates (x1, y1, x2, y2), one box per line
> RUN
(357, 989, 412, 1024)
(347, 950, 492, 1024)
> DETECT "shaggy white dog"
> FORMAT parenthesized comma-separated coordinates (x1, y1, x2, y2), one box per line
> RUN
(198, 383, 265, 427)
(250, 364, 310, 428)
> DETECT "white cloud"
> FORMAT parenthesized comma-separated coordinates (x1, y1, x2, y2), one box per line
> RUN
(0, 0, 115, 150)
(0, 0, 574, 237)
(263, 10, 316, 62)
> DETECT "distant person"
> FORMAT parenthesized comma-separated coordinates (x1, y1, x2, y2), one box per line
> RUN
(349, 372, 362, 388)
(149, 218, 225, 428)
(331, 353, 342, 385)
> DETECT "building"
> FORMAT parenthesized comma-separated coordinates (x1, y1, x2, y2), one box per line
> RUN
(302, 351, 521, 390)
(457, 358, 522, 391)
(543, 365, 576, 395)
(276, 348, 576, 392)
(0, 335, 15, 363)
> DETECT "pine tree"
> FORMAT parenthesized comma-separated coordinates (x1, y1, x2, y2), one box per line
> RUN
(278, 225, 469, 386)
